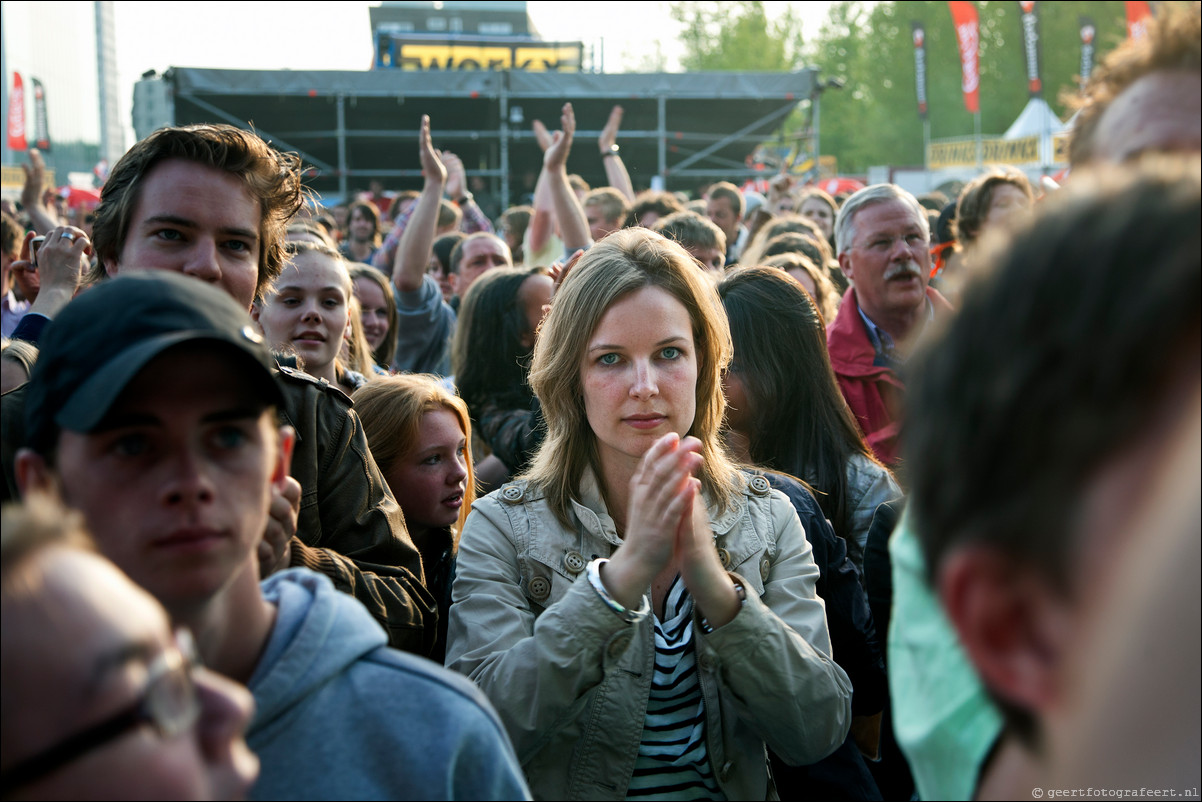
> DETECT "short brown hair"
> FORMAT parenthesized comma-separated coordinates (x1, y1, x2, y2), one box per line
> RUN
(707, 181, 745, 219)
(652, 210, 726, 254)
(91, 124, 305, 298)
(583, 187, 631, 227)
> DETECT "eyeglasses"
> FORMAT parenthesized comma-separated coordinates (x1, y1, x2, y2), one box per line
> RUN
(0, 629, 201, 792)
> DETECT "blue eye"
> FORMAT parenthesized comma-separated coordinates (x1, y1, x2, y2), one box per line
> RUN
(598, 353, 620, 366)
(213, 426, 249, 451)
(661, 346, 681, 360)
(111, 433, 149, 458)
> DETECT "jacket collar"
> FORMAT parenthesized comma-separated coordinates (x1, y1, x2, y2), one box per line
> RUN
(827, 285, 952, 379)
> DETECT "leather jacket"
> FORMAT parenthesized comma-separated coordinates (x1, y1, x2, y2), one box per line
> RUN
(445, 471, 852, 800)
(274, 366, 436, 656)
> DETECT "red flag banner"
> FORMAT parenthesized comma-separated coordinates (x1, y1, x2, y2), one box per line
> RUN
(912, 21, 930, 120)
(1017, 1, 1043, 97)
(32, 78, 50, 151)
(7, 72, 27, 151)
(948, 1, 980, 113)
(1125, 1, 1152, 40)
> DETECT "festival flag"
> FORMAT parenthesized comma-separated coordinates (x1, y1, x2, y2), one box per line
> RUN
(912, 21, 929, 120)
(7, 72, 27, 151)
(32, 78, 50, 151)
(1125, 1, 1153, 40)
(947, 2, 980, 113)
(1016, 2, 1043, 97)
(1079, 16, 1097, 87)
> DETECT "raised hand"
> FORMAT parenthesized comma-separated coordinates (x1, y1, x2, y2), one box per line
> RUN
(418, 115, 447, 185)
(543, 103, 576, 173)
(599, 105, 623, 154)
(531, 118, 553, 152)
(259, 475, 302, 578)
(443, 150, 467, 199)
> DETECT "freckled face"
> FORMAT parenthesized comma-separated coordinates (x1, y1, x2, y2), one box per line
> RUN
(581, 286, 698, 476)
(255, 252, 350, 378)
(383, 409, 469, 538)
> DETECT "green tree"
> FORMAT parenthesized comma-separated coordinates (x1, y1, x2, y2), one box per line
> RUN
(803, 1, 1132, 174)
(670, 1, 806, 72)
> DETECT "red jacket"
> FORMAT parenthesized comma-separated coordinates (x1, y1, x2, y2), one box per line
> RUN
(826, 286, 952, 467)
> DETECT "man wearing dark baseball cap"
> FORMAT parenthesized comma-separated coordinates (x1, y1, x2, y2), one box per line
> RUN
(14, 272, 530, 800)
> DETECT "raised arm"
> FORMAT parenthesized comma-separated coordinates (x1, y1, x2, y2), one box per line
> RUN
(526, 119, 555, 256)
(543, 103, 591, 255)
(443, 151, 493, 235)
(598, 105, 635, 202)
(20, 150, 60, 235)
(393, 115, 446, 294)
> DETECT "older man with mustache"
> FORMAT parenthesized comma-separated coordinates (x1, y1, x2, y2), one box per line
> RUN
(827, 184, 953, 466)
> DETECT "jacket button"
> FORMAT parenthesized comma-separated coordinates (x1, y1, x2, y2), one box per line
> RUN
(528, 576, 551, 601)
(717, 548, 732, 569)
(719, 760, 734, 782)
(501, 485, 524, 504)
(760, 557, 771, 581)
(749, 475, 771, 495)
(564, 551, 586, 574)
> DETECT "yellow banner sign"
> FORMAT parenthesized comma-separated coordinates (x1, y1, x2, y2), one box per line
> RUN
(393, 43, 581, 72)
(928, 135, 1042, 168)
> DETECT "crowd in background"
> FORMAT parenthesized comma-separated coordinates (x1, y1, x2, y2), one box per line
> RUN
(1, 7, 1199, 801)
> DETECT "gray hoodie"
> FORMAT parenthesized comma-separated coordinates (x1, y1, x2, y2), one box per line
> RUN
(248, 568, 530, 800)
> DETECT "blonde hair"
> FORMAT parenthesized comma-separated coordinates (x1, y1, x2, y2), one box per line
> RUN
(343, 294, 376, 376)
(762, 251, 840, 323)
(352, 374, 477, 542)
(525, 227, 739, 528)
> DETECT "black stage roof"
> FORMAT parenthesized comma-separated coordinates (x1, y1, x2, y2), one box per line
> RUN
(148, 67, 818, 206)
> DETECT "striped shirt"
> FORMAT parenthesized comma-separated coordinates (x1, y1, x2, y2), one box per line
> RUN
(627, 575, 726, 801)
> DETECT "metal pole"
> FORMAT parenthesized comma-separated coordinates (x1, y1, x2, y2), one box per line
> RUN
(813, 91, 821, 178)
(336, 93, 348, 200)
(499, 73, 510, 210)
(657, 94, 667, 189)
(974, 111, 982, 168)
(923, 118, 931, 190)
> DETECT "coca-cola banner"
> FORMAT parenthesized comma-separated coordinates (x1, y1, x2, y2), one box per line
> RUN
(948, 1, 980, 113)
(1079, 16, 1097, 86)
(1017, 1, 1043, 97)
(32, 78, 50, 151)
(912, 21, 929, 120)
(1125, 1, 1152, 40)
(7, 72, 27, 151)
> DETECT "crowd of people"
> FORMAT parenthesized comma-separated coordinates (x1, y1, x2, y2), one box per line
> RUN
(1, 8, 1198, 801)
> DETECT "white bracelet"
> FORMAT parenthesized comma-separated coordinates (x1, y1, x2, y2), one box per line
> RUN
(587, 558, 650, 624)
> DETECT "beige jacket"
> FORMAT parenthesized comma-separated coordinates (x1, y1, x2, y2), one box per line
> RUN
(445, 472, 852, 800)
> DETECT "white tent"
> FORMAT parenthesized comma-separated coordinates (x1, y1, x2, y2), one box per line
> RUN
(1004, 97, 1068, 166)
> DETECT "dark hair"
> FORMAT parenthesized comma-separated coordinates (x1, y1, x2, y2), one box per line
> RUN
(627, 190, 684, 228)
(386, 190, 420, 221)
(433, 232, 467, 275)
(348, 202, 382, 246)
(707, 182, 745, 219)
(906, 161, 1201, 739)
(717, 265, 884, 543)
(652, 210, 725, 254)
(452, 265, 545, 416)
(89, 125, 305, 297)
